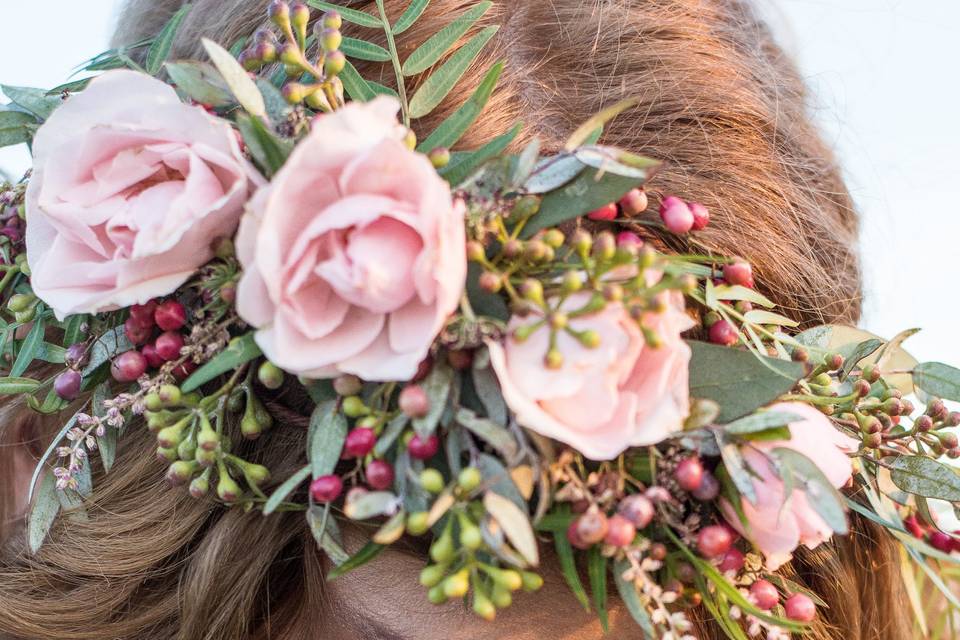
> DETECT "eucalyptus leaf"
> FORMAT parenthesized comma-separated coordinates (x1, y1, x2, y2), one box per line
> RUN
(888, 456, 960, 502)
(717, 433, 758, 504)
(146, 4, 192, 75)
(913, 362, 960, 402)
(181, 333, 262, 392)
(418, 61, 503, 153)
(742, 309, 800, 328)
(710, 284, 775, 308)
(28, 470, 61, 554)
(0, 110, 35, 147)
(308, 401, 348, 478)
(402, 2, 492, 76)
(573, 145, 660, 180)
(202, 38, 265, 117)
(393, 0, 430, 33)
(2, 85, 62, 120)
(838, 338, 883, 379)
(372, 509, 407, 544)
(476, 453, 525, 511)
(524, 154, 584, 194)
(307, 503, 350, 564)
(236, 113, 291, 175)
(612, 558, 654, 637)
(28, 413, 80, 503)
(456, 408, 518, 460)
(471, 362, 507, 424)
(412, 363, 453, 437)
(340, 37, 391, 62)
(723, 411, 800, 437)
(307, 1, 383, 28)
(264, 465, 311, 515)
(254, 78, 292, 124)
(773, 448, 848, 534)
(408, 25, 499, 119)
(439, 123, 520, 186)
(62, 314, 89, 346)
(373, 413, 410, 457)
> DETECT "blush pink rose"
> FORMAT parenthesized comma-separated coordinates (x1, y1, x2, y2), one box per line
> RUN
(721, 402, 857, 570)
(235, 97, 466, 381)
(25, 70, 260, 318)
(487, 289, 695, 460)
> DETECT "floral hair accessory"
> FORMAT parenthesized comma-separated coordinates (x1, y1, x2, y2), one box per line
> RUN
(2, 2, 959, 638)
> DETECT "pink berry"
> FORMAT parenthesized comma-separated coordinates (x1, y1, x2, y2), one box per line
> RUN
(723, 260, 755, 288)
(154, 299, 187, 332)
(64, 343, 88, 369)
(674, 457, 704, 492)
(750, 580, 780, 610)
(344, 427, 376, 458)
(784, 593, 816, 622)
(124, 316, 153, 345)
(310, 474, 343, 503)
(399, 384, 430, 418)
(659, 196, 694, 234)
(718, 547, 745, 573)
(616, 231, 644, 251)
(709, 319, 739, 346)
(111, 350, 147, 382)
(366, 460, 395, 490)
(54, 370, 82, 401)
(603, 514, 637, 547)
(697, 525, 733, 559)
(618, 188, 648, 216)
(142, 343, 165, 369)
(904, 515, 925, 539)
(154, 331, 185, 362)
(574, 511, 609, 546)
(929, 531, 955, 553)
(408, 434, 439, 460)
(587, 202, 618, 221)
(129, 300, 158, 322)
(617, 494, 655, 529)
(689, 202, 710, 230)
(566, 519, 590, 550)
(692, 470, 720, 501)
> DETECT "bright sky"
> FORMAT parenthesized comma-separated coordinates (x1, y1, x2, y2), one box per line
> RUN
(1, 0, 958, 365)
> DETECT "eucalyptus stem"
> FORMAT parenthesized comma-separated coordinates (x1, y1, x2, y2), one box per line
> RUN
(375, 0, 410, 127)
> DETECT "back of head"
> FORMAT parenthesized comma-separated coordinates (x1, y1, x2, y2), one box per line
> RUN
(0, 1, 906, 639)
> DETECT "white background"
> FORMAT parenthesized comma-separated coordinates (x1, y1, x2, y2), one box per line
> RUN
(1, 0, 958, 365)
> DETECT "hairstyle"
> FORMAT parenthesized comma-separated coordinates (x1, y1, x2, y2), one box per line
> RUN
(0, 1, 907, 639)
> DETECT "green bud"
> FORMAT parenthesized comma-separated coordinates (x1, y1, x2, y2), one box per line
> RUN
(7, 292, 34, 313)
(279, 43, 301, 66)
(502, 239, 523, 259)
(195, 447, 218, 467)
(544, 349, 563, 369)
(144, 392, 164, 412)
(457, 467, 482, 493)
(520, 571, 544, 592)
(258, 361, 285, 390)
(443, 569, 470, 599)
(459, 520, 483, 551)
(419, 563, 449, 588)
(466, 241, 486, 262)
(403, 129, 417, 151)
(593, 231, 616, 261)
(158, 384, 182, 406)
(333, 374, 363, 396)
(570, 229, 592, 255)
(523, 240, 548, 262)
(429, 523, 455, 564)
(577, 329, 601, 349)
(428, 147, 451, 169)
(512, 195, 540, 219)
(189, 474, 210, 498)
(291, 2, 310, 38)
(322, 10, 342, 29)
(490, 583, 512, 608)
(305, 88, 332, 112)
(14, 307, 36, 324)
(197, 418, 221, 451)
(320, 27, 342, 52)
(324, 50, 346, 77)
(157, 423, 186, 449)
(406, 511, 430, 536)
(146, 410, 173, 432)
(482, 565, 522, 591)
(519, 279, 544, 306)
(342, 395, 369, 418)
(472, 582, 496, 620)
(241, 412, 263, 440)
(177, 438, 197, 462)
(244, 463, 271, 486)
(638, 246, 656, 269)
(542, 228, 565, 249)
(427, 583, 448, 605)
(227, 387, 245, 413)
(282, 82, 306, 104)
(561, 270, 582, 293)
(217, 474, 242, 502)
(156, 446, 178, 463)
(420, 468, 445, 494)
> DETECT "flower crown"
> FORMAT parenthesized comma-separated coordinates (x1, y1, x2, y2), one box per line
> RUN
(3, 2, 959, 637)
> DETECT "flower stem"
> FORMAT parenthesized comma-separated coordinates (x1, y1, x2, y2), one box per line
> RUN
(376, 0, 410, 127)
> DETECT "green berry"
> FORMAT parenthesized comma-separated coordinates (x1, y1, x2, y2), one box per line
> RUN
(406, 511, 430, 536)
(420, 468, 445, 494)
(457, 467, 482, 493)
(342, 395, 369, 418)
(257, 361, 284, 390)
(419, 563, 449, 588)
(443, 569, 470, 598)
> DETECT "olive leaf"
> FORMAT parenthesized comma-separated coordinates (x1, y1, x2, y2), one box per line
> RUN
(412, 363, 453, 437)
(264, 465, 311, 515)
(344, 491, 400, 520)
(181, 333, 261, 392)
(418, 61, 503, 153)
(326, 541, 386, 580)
(307, 400, 347, 478)
(613, 558, 655, 637)
(456, 408, 518, 460)
(146, 3, 192, 75)
(587, 547, 609, 632)
(0, 110, 35, 148)
(307, 1, 383, 28)
(28, 470, 61, 554)
(555, 533, 591, 611)
(339, 37, 391, 61)
(439, 123, 521, 186)
(11, 314, 46, 377)
(393, 0, 431, 34)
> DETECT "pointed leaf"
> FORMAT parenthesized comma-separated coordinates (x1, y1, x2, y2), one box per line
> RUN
(11, 315, 46, 377)
(181, 333, 262, 392)
(402, 2, 492, 76)
(236, 113, 291, 175)
(340, 37, 391, 62)
(393, 0, 431, 33)
(456, 408, 518, 460)
(555, 533, 590, 611)
(418, 61, 503, 152)
(711, 284, 775, 308)
(408, 25, 499, 119)
(524, 154, 584, 194)
(742, 309, 800, 328)
(613, 558, 655, 637)
(723, 411, 801, 437)
(339, 60, 377, 102)
(146, 4, 192, 75)
(889, 455, 960, 501)
(28, 413, 80, 503)
(412, 363, 453, 437)
(914, 362, 960, 402)
(374, 413, 410, 457)
(484, 491, 538, 566)
(308, 401, 348, 478)
(439, 122, 520, 186)
(587, 546, 609, 632)
(264, 465, 311, 515)
(308, 1, 383, 27)
(0, 110, 35, 147)
(0, 377, 41, 394)
(326, 541, 385, 580)
(2, 85, 61, 120)
(344, 490, 400, 520)
(564, 98, 638, 150)
(307, 503, 350, 564)
(28, 470, 61, 554)
(202, 38, 265, 117)
(773, 447, 848, 534)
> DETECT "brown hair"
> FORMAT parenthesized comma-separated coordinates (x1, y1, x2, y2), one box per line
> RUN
(0, 1, 906, 639)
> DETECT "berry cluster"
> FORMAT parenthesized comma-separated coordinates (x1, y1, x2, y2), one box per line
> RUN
(116, 299, 192, 384)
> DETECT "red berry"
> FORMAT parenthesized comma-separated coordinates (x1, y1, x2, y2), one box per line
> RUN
(154, 331, 185, 361)
(310, 474, 343, 503)
(723, 260, 755, 288)
(154, 300, 187, 331)
(399, 385, 430, 418)
(709, 320, 739, 346)
(929, 531, 955, 553)
(366, 460, 395, 490)
(697, 525, 734, 559)
(603, 514, 637, 547)
(718, 547, 745, 573)
(587, 202, 618, 221)
(692, 471, 720, 501)
(659, 196, 694, 234)
(111, 350, 147, 382)
(124, 316, 153, 345)
(904, 514, 925, 539)
(574, 511, 609, 546)
(784, 593, 816, 622)
(689, 202, 710, 230)
(674, 457, 704, 492)
(566, 519, 590, 550)
(129, 300, 158, 322)
(142, 343, 165, 369)
(344, 427, 376, 458)
(618, 494, 655, 529)
(618, 188, 648, 216)
(750, 579, 780, 610)
(54, 370, 82, 400)
(616, 231, 644, 251)
(408, 434, 439, 460)
(172, 360, 197, 381)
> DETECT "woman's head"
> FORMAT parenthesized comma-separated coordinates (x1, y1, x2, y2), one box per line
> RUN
(0, 1, 902, 639)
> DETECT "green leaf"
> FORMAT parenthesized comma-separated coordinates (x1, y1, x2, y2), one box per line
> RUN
(326, 541, 386, 580)
(366, 80, 399, 98)
(773, 447, 848, 534)
(307, 1, 383, 27)
(710, 284, 775, 308)
(308, 400, 348, 478)
(28, 470, 61, 554)
(524, 154, 583, 194)
(456, 408, 518, 460)
(466, 262, 510, 321)
(0, 376, 41, 394)
(564, 98, 638, 151)
(339, 37, 391, 62)
(46, 78, 92, 95)
(889, 456, 960, 502)
(742, 309, 800, 328)
(146, 4, 192, 75)
(344, 490, 399, 520)
(687, 341, 805, 423)
(717, 434, 757, 504)
(402, 2, 492, 76)
(264, 465, 311, 515)
(511, 137, 541, 187)
(723, 411, 801, 436)
(439, 122, 520, 186)
(374, 413, 409, 457)
(165, 61, 234, 107)
(476, 453, 525, 511)
(914, 362, 960, 402)
(236, 113, 291, 175)
(483, 491, 538, 566)
(28, 413, 80, 503)
(181, 333, 262, 393)
(93, 382, 117, 473)
(408, 25, 499, 119)
(418, 61, 503, 153)
(202, 38, 266, 117)
(0, 110, 35, 147)
(339, 60, 377, 102)
(2, 85, 62, 120)
(521, 167, 644, 238)
(555, 534, 590, 611)
(393, 0, 431, 33)
(412, 363, 453, 437)
(11, 315, 46, 377)
(37, 342, 66, 365)
(62, 314, 89, 346)
(307, 503, 350, 564)
(613, 558, 654, 638)
(838, 338, 883, 379)
(254, 78, 292, 124)
(587, 547, 609, 632)
(82, 326, 134, 376)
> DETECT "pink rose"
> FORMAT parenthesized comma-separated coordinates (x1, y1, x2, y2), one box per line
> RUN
(25, 70, 260, 318)
(235, 97, 466, 381)
(487, 289, 695, 460)
(721, 402, 857, 570)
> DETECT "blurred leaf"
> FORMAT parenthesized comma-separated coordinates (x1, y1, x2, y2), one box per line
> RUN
(146, 4, 192, 75)
(573, 145, 660, 180)
(308, 400, 347, 478)
(393, 0, 430, 33)
(838, 338, 883, 379)
(408, 25, 499, 119)
(372, 509, 407, 544)
(307, 1, 383, 28)
(456, 408, 518, 460)
(418, 61, 503, 153)
(402, 2, 492, 76)
(307, 503, 350, 564)
(773, 448, 848, 533)
(914, 362, 960, 402)
(564, 98, 637, 150)
(339, 60, 377, 102)
(0, 110, 35, 147)
(344, 490, 400, 520)
(716, 432, 757, 504)
(412, 363, 453, 437)
(340, 37, 391, 61)
(484, 491, 538, 566)
(466, 262, 510, 321)
(471, 360, 507, 424)
(613, 558, 654, 637)
(254, 78, 292, 124)
(11, 315, 46, 377)
(374, 413, 410, 457)
(710, 284, 775, 308)
(0, 377, 41, 394)
(426, 487, 455, 527)
(587, 546, 609, 632)
(555, 533, 590, 611)
(2, 85, 61, 120)
(524, 154, 583, 194)
(326, 541, 385, 580)
(202, 38, 265, 117)
(181, 333, 261, 392)
(723, 411, 800, 437)
(476, 453, 525, 510)
(28, 413, 80, 503)
(93, 382, 117, 472)
(511, 136, 541, 186)
(889, 456, 960, 501)
(742, 309, 800, 329)
(28, 470, 60, 554)
(264, 465, 310, 515)
(165, 61, 233, 106)
(236, 113, 291, 175)
(439, 122, 520, 186)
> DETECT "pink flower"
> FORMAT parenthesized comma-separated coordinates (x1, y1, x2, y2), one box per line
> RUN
(25, 70, 260, 318)
(721, 402, 857, 570)
(236, 97, 465, 381)
(487, 289, 695, 460)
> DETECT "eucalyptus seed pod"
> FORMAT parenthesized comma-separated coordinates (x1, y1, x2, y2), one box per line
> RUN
(189, 472, 211, 498)
(429, 521, 456, 564)
(419, 563, 449, 588)
(216, 474, 242, 502)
